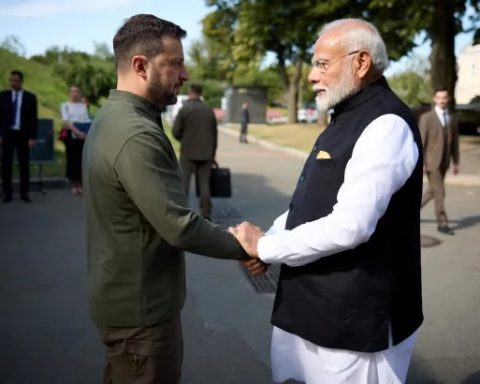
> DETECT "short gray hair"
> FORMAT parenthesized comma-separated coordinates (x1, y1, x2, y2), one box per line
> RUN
(318, 19, 389, 75)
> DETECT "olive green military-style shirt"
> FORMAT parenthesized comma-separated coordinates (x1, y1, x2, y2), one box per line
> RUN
(83, 90, 247, 327)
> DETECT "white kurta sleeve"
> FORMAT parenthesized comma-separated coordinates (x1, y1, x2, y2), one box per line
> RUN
(264, 210, 289, 236)
(258, 114, 419, 266)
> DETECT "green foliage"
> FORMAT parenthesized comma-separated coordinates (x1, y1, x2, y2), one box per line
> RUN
(388, 70, 432, 107)
(0, 47, 67, 118)
(31, 46, 116, 105)
(202, 0, 480, 114)
(1, 35, 27, 57)
(1, 46, 116, 177)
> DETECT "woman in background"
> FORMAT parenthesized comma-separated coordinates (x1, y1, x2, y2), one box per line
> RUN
(60, 85, 90, 195)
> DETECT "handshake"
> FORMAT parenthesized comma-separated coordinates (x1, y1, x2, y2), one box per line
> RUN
(228, 221, 269, 276)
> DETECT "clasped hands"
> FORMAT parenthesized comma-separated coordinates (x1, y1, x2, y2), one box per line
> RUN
(228, 221, 268, 276)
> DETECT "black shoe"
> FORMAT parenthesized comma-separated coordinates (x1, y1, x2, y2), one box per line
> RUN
(2, 195, 12, 203)
(20, 195, 32, 203)
(438, 225, 454, 235)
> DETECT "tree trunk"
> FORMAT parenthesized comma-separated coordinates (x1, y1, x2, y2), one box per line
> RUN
(429, 0, 457, 107)
(286, 58, 303, 124)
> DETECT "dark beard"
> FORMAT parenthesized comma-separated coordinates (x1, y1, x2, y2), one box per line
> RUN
(147, 85, 177, 108)
(147, 71, 178, 108)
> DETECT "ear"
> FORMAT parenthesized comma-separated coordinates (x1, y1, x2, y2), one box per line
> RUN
(355, 51, 373, 80)
(131, 55, 149, 80)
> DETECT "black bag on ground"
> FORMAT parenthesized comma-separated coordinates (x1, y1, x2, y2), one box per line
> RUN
(196, 163, 232, 198)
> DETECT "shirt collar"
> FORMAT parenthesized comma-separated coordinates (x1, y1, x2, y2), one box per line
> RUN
(434, 105, 448, 115)
(108, 89, 164, 128)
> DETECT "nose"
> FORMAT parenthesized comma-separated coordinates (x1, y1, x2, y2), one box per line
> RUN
(180, 65, 189, 82)
(308, 67, 320, 84)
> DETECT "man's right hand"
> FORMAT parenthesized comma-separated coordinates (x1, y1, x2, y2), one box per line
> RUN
(241, 258, 268, 276)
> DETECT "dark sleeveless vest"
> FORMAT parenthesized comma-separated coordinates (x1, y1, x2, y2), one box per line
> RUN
(271, 77, 423, 352)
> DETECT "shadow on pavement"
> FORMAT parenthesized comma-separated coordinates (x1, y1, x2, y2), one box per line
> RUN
(461, 370, 480, 384)
(452, 214, 480, 231)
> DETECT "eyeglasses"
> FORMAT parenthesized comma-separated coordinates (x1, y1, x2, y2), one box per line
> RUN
(311, 50, 360, 73)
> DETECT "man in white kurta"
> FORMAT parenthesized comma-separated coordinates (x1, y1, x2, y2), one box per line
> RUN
(232, 19, 422, 384)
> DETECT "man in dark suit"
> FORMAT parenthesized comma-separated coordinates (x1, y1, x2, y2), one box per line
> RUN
(239, 101, 250, 143)
(419, 87, 460, 235)
(172, 84, 217, 220)
(0, 70, 38, 203)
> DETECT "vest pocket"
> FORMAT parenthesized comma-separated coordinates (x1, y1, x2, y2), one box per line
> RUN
(314, 159, 337, 168)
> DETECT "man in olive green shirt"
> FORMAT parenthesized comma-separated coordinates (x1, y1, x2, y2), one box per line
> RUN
(83, 15, 265, 384)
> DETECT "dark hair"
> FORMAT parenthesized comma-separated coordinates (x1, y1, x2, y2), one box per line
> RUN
(11, 70, 24, 81)
(189, 84, 202, 95)
(434, 86, 448, 95)
(113, 14, 186, 70)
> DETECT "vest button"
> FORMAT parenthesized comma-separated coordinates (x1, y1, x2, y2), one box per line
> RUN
(289, 202, 294, 210)
(300, 175, 306, 182)
(313, 144, 318, 151)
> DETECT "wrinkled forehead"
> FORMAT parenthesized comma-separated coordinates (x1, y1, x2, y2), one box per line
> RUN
(313, 30, 344, 59)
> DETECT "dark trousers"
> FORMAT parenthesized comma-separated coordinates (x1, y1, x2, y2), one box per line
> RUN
(64, 137, 84, 183)
(239, 123, 248, 143)
(422, 168, 448, 225)
(97, 315, 183, 384)
(1, 130, 30, 197)
(179, 159, 212, 218)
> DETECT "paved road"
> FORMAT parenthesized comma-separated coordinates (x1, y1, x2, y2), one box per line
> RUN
(0, 129, 479, 383)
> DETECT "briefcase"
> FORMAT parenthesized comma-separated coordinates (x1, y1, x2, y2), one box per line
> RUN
(196, 166, 232, 198)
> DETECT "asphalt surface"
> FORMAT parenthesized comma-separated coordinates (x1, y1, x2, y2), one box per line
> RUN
(0, 128, 479, 384)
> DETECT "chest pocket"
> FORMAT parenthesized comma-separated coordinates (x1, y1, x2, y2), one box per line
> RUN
(305, 157, 350, 201)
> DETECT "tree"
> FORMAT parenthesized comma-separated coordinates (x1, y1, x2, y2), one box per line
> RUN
(388, 70, 431, 107)
(1, 35, 26, 57)
(203, 0, 425, 123)
(203, 0, 479, 120)
(31, 47, 115, 105)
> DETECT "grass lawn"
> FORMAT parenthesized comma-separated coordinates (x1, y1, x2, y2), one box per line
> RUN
(226, 122, 326, 152)
(16, 121, 479, 179)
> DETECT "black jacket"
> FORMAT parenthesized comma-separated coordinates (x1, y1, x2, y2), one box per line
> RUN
(172, 99, 217, 161)
(0, 89, 38, 140)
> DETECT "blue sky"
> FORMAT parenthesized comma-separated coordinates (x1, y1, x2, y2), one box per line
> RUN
(0, 0, 477, 75)
(0, 0, 209, 57)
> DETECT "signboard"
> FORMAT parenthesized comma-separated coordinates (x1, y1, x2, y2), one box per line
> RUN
(30, 118, 54, 163)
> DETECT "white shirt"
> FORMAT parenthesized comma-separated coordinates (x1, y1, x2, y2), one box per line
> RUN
(11, 89, 24, 130)
(60, 101, 90, 123)
(257, 114, 420, 383)
(434, 105, 449, 127)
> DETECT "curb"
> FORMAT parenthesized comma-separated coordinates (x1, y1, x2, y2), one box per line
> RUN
(1, 177, 68, 190)
(219, 125, 308, 160)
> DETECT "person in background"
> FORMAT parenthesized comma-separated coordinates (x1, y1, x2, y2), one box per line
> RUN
(0, 70, 38, 203)
(239, 101, 250, 143)
(230, 18, 423, 384)
(419, 87, 460, 235)
(60, 85, 90, 195)
(81, 96, 93, 119)
(172, 83, 217, 221)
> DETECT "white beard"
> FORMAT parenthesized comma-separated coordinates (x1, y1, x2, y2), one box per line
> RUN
(314, 65, 360, 111)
